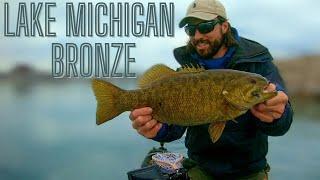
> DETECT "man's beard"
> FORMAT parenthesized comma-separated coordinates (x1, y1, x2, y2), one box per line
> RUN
(189, 33, 226, 59)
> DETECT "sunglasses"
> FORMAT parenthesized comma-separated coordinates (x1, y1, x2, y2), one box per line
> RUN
(184, 19, 221, 36)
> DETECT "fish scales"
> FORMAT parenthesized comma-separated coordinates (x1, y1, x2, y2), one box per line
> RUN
(145, 73, 225, 126)
(119, 71, 241, 125)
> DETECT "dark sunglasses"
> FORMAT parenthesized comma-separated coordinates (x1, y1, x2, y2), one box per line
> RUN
(184, 19, 221, 36)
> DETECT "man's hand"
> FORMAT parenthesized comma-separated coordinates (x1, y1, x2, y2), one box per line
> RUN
(251, 83, 288, 123)
(129, 107, 162, 138)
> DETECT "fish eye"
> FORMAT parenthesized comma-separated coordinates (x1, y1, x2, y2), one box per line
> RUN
(249, 79, 257, 84)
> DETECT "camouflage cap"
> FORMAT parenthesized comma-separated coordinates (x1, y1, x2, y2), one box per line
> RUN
(179, 0, 227, 28)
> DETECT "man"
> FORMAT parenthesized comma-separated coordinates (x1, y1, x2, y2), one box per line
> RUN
(129, 0, 293, 179)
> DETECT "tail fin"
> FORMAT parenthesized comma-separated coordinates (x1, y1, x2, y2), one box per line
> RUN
(91, 79, 124, 125)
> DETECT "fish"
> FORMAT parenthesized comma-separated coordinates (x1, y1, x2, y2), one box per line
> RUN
(91, 64, 277, 143)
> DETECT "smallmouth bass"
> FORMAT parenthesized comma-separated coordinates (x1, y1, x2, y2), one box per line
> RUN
(91, 64, 277, 143)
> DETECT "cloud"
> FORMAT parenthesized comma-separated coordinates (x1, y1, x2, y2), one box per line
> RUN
(224, 0, 320, 58)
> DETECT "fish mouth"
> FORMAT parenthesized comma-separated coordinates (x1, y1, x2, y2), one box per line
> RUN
(256, 82, 277, 100)
(261, 88, 278, 100)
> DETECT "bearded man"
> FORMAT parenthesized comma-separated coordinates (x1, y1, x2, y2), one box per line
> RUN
(129, 0, 293, 179)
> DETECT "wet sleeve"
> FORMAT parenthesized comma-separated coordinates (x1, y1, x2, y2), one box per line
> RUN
(152, 123, 187, 142)
(251, 61, 294, 136)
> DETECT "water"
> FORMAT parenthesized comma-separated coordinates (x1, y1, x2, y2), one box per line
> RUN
(0, 80, 319, 180)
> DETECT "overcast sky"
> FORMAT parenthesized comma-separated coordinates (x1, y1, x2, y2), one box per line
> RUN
(0, 0, 319, 73)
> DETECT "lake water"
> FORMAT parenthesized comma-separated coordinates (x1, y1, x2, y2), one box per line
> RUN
(0, 79, 319, 180)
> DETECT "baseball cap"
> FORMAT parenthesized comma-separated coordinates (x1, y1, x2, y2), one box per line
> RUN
(179, 0, 227, 28)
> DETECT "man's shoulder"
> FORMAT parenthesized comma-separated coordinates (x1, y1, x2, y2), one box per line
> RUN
(236, 37, 269, 58)
(230, 37, 274, 65)
(173, 46, 187, 61)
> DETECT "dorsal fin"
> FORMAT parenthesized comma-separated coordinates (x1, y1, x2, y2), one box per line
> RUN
(138, 64, 176, 88)
(177, 64, 205, 73)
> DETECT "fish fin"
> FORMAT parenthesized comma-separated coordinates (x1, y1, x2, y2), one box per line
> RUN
(138, 64, 176, 88)
(178, 64, 205, 73)
(91, 79, 124, 125)
(208, 121, 226, 143)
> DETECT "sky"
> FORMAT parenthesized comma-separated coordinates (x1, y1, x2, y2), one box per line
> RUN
(0, 0, 319, 73)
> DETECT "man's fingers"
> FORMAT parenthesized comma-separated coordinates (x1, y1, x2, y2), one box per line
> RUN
(271, 112, 282, 119)
(132, 115, 152, 129)
(129, 107, 152, 120)
(139, 123, 162, 139)
(264, 91, 288, 106)
(151, 123, 163, 135)
(129, 107, 162, 139)
(251, 108, 274, 122)
(147, 123, 163, 138)
(138, 119, 158, 133)
(251, 85, 288, 123)
(265, 83, 276, 92)
(251, 104, 283, 122)
(255, 103, 285, 114)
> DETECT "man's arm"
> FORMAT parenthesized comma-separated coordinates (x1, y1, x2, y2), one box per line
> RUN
(151, 123, 186, 142)
(130, 107, 186, 142)
(249, 61, 294, 136)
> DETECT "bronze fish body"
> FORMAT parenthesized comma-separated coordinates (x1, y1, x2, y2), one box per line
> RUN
(92, 64, 277, 143)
